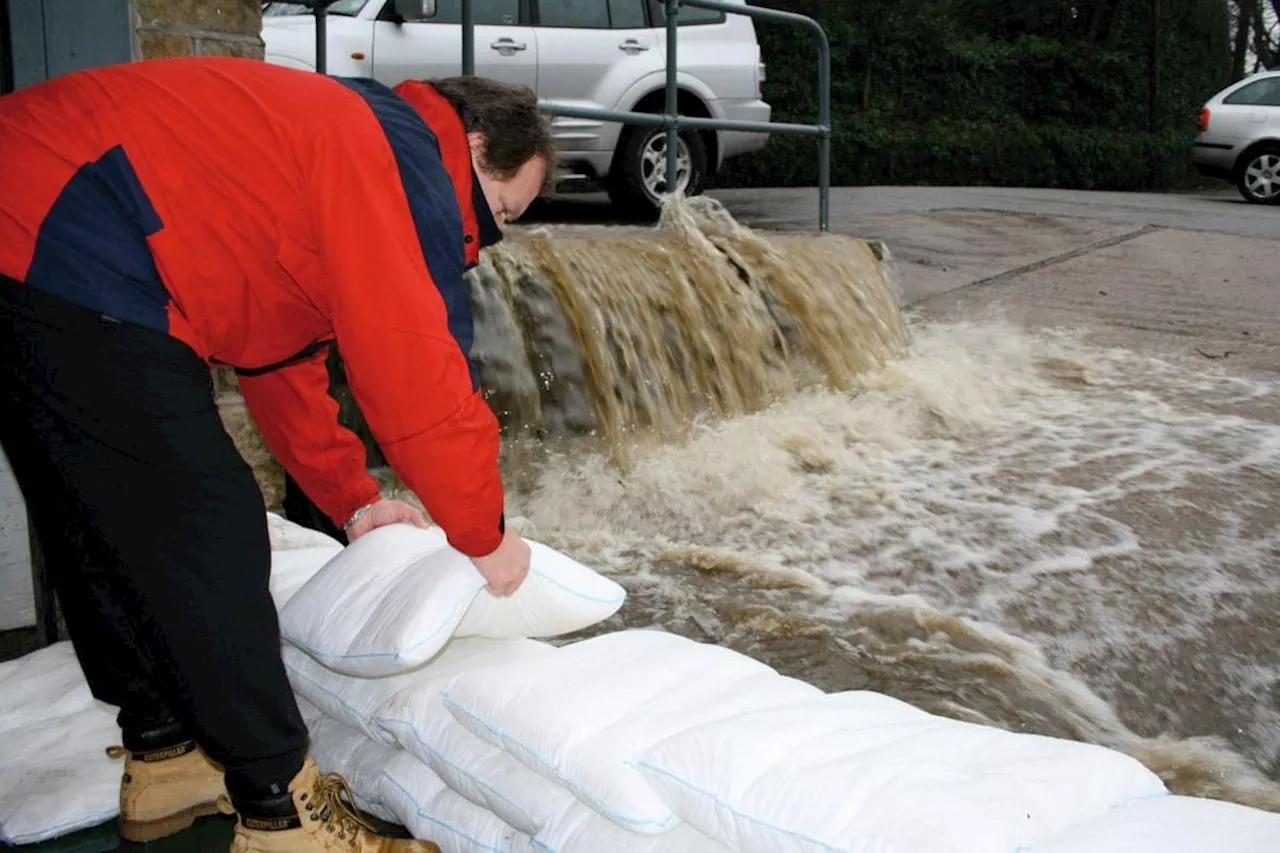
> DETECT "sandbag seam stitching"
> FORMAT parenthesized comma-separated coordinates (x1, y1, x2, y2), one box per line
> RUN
(443, 693, 680, 832)
(286, 664, 540, 830)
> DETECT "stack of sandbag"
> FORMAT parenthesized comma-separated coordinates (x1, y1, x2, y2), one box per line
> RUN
(274, 520, 760, 851)
(295, 694, 539, 853)
(274, 520, 649, 851)
(428, 635, 1177, 853)
(272, 516, 1280, 853)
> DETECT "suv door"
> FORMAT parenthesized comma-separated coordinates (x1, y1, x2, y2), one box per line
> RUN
(646, 0, 754, 101)
(370, 0, 539, 89)
(532, 0, 662, 155)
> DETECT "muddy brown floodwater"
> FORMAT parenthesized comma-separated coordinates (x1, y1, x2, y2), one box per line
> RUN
(360, 197, 1280, 812)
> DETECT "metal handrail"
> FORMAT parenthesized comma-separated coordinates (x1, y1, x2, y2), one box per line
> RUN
(533, 0, 832, 231)
(306, 0, 832, 230)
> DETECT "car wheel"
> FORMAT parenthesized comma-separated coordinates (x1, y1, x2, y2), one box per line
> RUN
(607, 125, 708, 219)
(1235, 144, 1280, 205)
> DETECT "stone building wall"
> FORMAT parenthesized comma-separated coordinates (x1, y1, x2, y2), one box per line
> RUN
(131, 0, 265, 60)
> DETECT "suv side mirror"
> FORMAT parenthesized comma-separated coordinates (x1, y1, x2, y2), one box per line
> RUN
(392, 0, 435, 21)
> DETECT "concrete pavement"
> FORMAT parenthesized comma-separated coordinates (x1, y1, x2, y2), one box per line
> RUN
(709, 185, 1280, 240)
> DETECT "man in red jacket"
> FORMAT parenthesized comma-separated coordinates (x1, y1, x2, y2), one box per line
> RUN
(0, 56, 555, 852)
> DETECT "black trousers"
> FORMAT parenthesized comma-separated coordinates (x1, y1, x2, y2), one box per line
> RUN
(0, 280, 307, 803)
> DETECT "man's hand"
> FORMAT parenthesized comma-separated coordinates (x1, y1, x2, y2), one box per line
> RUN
(470, 527, 531, 597)
(344, 498, 429, 541)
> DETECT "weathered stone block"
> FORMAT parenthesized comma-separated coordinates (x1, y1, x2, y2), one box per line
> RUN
(195, 36, 264, 59)
(133, 0, 261, 34)
(216, 397, 286, 513)
(138, 31, 194, 59)
(212, 366, 240, 397)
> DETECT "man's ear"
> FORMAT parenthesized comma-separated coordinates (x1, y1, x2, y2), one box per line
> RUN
(467, 131, 487, 158)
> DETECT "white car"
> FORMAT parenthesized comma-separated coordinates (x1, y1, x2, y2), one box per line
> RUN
(1192, 69, 1280, 205)
(262, 0, 772, 216)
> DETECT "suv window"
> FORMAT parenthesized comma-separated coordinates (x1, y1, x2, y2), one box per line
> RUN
(1224, 77, 1280, 107)
(646, 0, 726, 25)
(609, 0, 647, 29)
(535, 0, 646, 28)
(388, 0, 523, 25)
(265, 0, 369, 15)
(537, 0, 609, 27)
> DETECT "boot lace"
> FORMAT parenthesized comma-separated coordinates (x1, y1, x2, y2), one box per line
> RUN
(306, 772, 378, 846)
(105, 746, 132, 783)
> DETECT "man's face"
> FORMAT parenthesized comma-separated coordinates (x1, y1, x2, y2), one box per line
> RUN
(468, 132, 547, 226)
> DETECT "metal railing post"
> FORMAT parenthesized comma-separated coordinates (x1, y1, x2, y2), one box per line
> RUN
(665, 0, 679, 195)
(314, 0, 327, 74)
(461, 0, 475, 75)
(816, 18, 830, 232)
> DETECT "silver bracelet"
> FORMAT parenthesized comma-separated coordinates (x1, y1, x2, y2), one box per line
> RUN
(343, 501, 377, 531)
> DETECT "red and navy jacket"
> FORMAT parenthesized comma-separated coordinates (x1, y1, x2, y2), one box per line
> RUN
(0, 57, 508, 557)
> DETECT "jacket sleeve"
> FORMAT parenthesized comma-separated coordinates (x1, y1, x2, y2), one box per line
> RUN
(299, 106, 506, 558)
(236, 349, 383, 530)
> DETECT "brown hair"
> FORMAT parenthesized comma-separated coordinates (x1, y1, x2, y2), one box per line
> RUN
(429, 76, 558, 195)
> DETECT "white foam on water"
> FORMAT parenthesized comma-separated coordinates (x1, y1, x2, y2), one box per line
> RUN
(505, 318, 1280, 809)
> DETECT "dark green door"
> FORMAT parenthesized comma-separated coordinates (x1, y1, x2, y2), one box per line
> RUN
(6, 0, 132, 91)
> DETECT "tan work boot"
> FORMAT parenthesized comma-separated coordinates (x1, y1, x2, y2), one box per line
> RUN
(230, 759, 440, 852)
(106, 740, 236, 842)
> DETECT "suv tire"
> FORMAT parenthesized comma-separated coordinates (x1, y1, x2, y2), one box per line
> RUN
(607, 125, 708, 219)
(1235, 143, 1280, 205)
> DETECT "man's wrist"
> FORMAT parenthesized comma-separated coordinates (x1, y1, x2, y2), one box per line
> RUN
(342, 500, 380, 532)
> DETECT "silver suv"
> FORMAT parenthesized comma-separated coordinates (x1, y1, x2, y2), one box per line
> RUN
(1192, 69, 1280, 205)
(261, 0, 772, 216)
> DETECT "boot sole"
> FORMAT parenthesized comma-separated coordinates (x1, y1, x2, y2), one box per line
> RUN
(118, 800, 235, 843)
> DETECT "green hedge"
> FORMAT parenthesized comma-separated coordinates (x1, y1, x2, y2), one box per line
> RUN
(706, 0, 1231, 192)
(711, 117, 1201, 192)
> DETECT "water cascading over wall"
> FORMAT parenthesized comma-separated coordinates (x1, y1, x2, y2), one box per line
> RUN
(216, 198, 911, 509)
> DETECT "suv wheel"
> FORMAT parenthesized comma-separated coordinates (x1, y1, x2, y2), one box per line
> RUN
(1236, 144, 1280, 205)
(607, 125, 708, 219)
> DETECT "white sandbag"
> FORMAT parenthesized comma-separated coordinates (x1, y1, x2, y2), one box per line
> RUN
(0, 641, 96, 733)
(298, 697, 400, 824)
(286, 644, 400, 744)
(535, 801, 734, 853)
(442, 629, 824, 835)
(301, 696, 533, 853)
(284, 637, 576, 836)
(0, 704, 122, 845)
(378, 689, 575, 839)
(0, 642, 124, 844)
(283, 635, 552, 744)
(380, 751, 535, 853)
(453, 540, 627, 639)
(1026, 794, 1280, 853)
(270, 546, 345, 610)
(267, 511, 344, 551)
(265, 512, 344, 609)
(278, 524, 625, 677)
(633, 690, 1170, 853)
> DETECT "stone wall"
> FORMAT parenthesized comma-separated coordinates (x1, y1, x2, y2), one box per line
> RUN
(131, 0, 265, 60)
